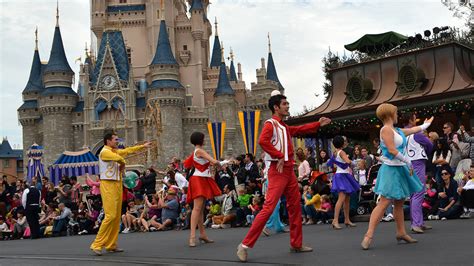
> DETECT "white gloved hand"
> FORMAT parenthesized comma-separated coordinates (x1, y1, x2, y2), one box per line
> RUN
(219, 160, 230, 166)
(395, 152, 412, 168)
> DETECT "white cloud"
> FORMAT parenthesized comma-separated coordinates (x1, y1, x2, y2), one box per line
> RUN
(0, 0, 466, 148)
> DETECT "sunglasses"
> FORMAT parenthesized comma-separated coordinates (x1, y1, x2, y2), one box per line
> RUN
(443, 126, 449, 129)
(441, 172, 449, 176)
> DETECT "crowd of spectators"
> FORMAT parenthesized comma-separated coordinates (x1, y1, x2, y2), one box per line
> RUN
(0, 121, 473, 241)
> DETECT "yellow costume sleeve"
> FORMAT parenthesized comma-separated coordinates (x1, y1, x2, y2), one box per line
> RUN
(100, 148, 126, 165)
(115, 145, 145, 158)
(305, 194, 321, 206)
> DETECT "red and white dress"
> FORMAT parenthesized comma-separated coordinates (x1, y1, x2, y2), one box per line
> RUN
(186, 149, 222, 203)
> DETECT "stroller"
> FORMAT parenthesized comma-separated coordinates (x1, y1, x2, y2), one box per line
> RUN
(356, 164, 380, 215)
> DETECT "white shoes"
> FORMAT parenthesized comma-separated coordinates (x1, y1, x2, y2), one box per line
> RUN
(122, 228, 130, 234)
(382, 214, 394, 222)
(428, 215, 440, 220)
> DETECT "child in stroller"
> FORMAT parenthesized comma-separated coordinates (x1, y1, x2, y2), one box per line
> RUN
(356, 163, 380, 215)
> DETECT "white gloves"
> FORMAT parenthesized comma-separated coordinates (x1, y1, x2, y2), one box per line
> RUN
(219, 160, 230, 166)
(395, 152, 412, 168)
(419, 122, 431, 131)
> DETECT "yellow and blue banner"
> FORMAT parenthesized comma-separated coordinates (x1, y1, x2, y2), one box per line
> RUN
(207, 121, 226, 160)
(238, 110, 261, 155)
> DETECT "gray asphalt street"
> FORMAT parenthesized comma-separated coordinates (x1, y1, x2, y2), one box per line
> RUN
(0, 219, 472, 265)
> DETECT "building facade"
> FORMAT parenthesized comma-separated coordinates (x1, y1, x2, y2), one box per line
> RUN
(18, 0, 284, 169)
(0, 138, 24, 183)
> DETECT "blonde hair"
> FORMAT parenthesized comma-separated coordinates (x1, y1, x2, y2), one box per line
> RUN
(376, 103, 397, 122)
(429, 131, 439, 141)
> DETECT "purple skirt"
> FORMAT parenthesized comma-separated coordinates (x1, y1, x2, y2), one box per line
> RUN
(331, 173, 360, 194)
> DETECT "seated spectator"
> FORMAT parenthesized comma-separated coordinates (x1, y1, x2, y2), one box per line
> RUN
(121, 200, 140, 233)
(44, 182, 57, 205)
(431, 167, 462, 220)
(246, 179, 262, 196)
(246, 196, 262, 226)
(12, 210, 28, 239)
(143, 194, 162, 230)
(433, 139, 452, 184)
(355, 160, 368, 186)
(235, 186, 252, 227)
(0, 215, 12, 240)
(216, 164, 233, 191)
(458, 125, 474, 160)
(142, 168, 157, 196)
(303, 185, 321, 225)
(458, 164, 474, 218)
(204, 200, 221, 227)
(317, 194, 333, 224)
(212, 185, 237, 229)
(154, 188, 179, 231)
(177, 203, 191, 230)
(77, 201, 95, 235)
(423, 178, 439, 218)
(85, 174, 101, 200)
(52, 203, 72, 236)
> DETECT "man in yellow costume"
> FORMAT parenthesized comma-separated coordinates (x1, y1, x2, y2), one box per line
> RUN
(91, 132, 151, 255)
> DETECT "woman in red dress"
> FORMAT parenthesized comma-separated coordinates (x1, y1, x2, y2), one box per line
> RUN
(185, 132, 223, 247)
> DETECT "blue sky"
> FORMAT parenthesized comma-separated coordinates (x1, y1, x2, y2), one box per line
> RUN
(0, 0, 466, 148)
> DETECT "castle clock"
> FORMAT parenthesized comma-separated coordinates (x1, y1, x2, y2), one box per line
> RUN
(101, 75, 117, 90)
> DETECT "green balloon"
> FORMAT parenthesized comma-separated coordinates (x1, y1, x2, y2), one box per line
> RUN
(123, 171, 138, 189)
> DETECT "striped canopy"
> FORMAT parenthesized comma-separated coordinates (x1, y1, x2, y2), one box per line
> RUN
(49, 149, 99, 185)
(26, 143, 45, 184)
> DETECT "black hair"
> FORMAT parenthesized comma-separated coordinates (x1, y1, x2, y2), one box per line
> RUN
(245, 153, 254, 162)
(268, 94, 287, 113)
(70, 176, 77, 182)
(190, 131, 205, 146)
(332, 136, 345, 149)
(103, 132, 116, 145)
(402, 112, 416, 126)
(435, 138, 450, 159)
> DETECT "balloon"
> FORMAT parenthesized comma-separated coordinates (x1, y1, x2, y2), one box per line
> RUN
(123, 171, 138, 189)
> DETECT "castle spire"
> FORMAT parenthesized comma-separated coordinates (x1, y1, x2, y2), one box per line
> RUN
(268, 32, 272, 53)
(214, 17, 219, 37)
(214, 58, 234, 96)
(151, 19, 178, 65)
(209, 17, 222, 68)
(56, 0, 59, 27)
(228, 47, 237, 82)
(22, 30, 44, 93)
(189, 0, 204, 12)
(35, 26, 38, 50)
(44, 4, 73, 74)
(266, 33, 284, 90)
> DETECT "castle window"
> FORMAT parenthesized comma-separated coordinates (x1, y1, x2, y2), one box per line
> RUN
(183, 45, 188, 51)
(65, 96, 68, 99)
(49, 96, 53, 99)
(157, 10, 160, 20)
(126, 47, 132, 64)
(77, 113, 81, 116)
(3, 159, 10, 168)
(120, 0, 127, 3)
(35, 108, 38, 111)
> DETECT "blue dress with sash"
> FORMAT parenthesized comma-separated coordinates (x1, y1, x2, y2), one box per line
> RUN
(374, 127, 424, 200)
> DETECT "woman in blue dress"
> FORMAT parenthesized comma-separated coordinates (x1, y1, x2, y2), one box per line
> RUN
(361, 103, 433, 250)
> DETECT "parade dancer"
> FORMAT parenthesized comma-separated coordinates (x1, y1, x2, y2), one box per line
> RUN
(90, 133, 150, 255)
(361, 103, 433, 250)
(327, 136, 360, 230)
(236, 91, 331, 262)
(404, 113, 434, 233)
(185, 131, 227, 247)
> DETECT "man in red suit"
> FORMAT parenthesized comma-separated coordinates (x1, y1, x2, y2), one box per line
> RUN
(237, 91, 331, 262)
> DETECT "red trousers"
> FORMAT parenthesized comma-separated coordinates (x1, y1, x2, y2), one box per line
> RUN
(242, 164, 303, 248)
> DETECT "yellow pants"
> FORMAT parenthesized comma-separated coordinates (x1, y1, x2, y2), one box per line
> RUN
(90, 179, 123, 251)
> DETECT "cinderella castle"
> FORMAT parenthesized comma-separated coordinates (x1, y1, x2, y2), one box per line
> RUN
(18, 0, 284, 169)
